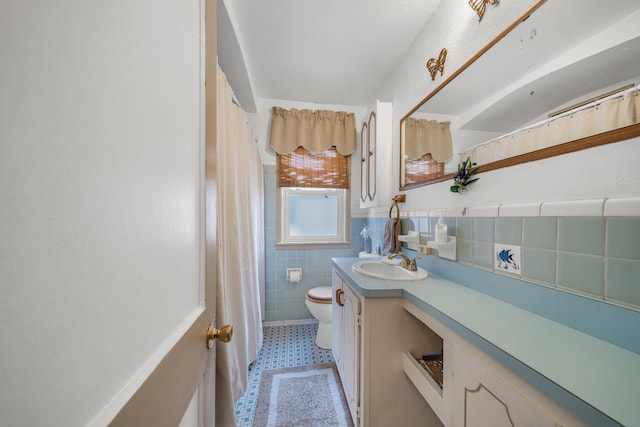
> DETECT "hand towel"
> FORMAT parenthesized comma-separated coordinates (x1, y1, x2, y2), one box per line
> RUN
(382, 218, 401, 254)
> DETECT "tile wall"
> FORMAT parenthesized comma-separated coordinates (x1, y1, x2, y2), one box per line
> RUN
(265, 163, 639, 319)
(264, 165, 366, 321)
(400, 208, 640, 310)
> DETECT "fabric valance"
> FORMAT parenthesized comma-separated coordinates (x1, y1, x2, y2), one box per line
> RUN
(403, 118, 453, 162)
(269, 106, 357, 155)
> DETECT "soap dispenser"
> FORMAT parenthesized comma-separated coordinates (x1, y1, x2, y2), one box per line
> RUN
(435, 216, 448, 243)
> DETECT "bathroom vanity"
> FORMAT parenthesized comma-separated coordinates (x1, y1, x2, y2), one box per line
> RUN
(331, 256, 639, 427)
(332, 269, 441, 426)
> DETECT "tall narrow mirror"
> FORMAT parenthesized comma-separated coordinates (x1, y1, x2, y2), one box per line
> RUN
(367, 111, 377, 201)
(360, 121, 368, 203)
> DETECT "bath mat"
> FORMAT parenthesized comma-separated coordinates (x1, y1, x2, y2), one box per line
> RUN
(252, 362, 354, 427)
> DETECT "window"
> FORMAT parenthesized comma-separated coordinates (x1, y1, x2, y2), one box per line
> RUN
(278, 187, 348, 247)
(276, 147, 351, 248)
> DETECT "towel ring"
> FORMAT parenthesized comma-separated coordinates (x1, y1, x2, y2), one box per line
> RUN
(388, 195, 406, 220)
(389, 202, 400, 220)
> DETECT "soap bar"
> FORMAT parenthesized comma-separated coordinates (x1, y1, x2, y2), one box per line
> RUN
(418, 244, 431, 255)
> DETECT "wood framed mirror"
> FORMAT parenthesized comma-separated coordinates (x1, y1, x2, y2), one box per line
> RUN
(399, 0, 640, 190)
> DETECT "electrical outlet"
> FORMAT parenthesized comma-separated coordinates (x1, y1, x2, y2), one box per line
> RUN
(494, 244, 521, 275)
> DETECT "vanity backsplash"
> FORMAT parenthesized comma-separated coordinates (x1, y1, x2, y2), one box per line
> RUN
(355, 200, 640, 311)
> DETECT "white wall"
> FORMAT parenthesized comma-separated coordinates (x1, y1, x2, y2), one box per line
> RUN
(396, 138, 640, 212)
(0, 1, 205, 425)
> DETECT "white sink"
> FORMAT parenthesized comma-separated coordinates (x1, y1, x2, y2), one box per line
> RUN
(352, 261, 428, 281)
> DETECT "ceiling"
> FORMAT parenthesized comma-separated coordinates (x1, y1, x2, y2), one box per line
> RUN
(218, 0, 640, 132)
(217, 0, 442, 112)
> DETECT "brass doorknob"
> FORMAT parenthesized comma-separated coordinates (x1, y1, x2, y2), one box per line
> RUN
(206, 323, 233, 349)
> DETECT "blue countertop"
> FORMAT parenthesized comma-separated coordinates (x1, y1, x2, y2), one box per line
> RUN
(332, 256, 640, 427)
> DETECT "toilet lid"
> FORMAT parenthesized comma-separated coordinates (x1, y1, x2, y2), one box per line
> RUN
(306, 286, 332, 304)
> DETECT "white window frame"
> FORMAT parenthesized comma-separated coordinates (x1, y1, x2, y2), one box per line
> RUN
(276, 187, 351, 249)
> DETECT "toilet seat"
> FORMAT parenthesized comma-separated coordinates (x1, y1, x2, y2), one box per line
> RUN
(306, 286, 332, 304)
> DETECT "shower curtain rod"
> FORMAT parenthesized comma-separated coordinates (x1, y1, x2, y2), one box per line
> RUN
(460, 84, 639, 153)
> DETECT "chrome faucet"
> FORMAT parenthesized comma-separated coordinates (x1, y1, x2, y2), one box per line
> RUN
(387, 253, 420, 271)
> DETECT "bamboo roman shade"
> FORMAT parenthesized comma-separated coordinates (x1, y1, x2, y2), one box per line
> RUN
(404, 153, 444, 186)
(269, 107, 357, 155)
(278, 146, 350, 189)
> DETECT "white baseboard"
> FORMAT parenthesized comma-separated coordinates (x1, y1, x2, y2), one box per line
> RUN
(262, 318, 318, 327)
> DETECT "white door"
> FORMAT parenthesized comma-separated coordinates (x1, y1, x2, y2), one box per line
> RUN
(110, 2, 221, 423)
(0, 1, 221, 426)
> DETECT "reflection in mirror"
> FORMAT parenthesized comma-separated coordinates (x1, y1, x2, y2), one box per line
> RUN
(400, 118, 452, 187)
(399, 0, 640, 190)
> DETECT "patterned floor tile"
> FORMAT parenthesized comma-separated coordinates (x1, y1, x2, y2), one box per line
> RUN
(234, 322, 333, 426)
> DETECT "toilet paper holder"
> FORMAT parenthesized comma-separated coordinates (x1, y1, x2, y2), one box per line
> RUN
(287, 268, 302, 282)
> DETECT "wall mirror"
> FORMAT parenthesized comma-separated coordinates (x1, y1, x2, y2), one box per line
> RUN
(399, 0, 640, 190)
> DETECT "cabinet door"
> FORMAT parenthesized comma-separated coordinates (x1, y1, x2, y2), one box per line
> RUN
(359, 101, 392, 209)
(342, 283, 361, 425)
(454, 348, 560, 427)
(331, 270, 344, 376)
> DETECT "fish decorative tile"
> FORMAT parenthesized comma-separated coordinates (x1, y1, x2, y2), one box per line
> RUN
(495, 243, 521, 275)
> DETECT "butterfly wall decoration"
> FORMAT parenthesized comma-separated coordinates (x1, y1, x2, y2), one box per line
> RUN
(469, 0, 499, 21)
(426, 48, 447, 81)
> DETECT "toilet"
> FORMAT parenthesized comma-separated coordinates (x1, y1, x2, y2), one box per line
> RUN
(306, 253, 380, 350)
(305, 286, 333, 349)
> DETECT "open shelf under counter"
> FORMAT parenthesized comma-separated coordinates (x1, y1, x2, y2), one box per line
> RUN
(402, 352, 451, 426)
(402, 299, 458, 427)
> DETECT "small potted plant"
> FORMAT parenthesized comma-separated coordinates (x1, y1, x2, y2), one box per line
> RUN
(450, 157, 479, 193)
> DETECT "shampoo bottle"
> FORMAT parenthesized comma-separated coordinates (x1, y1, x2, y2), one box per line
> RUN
(435, 216, 448, 243)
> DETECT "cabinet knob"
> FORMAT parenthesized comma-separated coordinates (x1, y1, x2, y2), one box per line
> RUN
(335, 289, 345, 307)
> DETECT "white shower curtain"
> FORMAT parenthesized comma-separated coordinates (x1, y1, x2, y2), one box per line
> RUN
(215, 65, 264, 426)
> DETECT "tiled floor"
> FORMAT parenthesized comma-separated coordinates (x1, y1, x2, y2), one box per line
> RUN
(234, 321, 334, 427)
